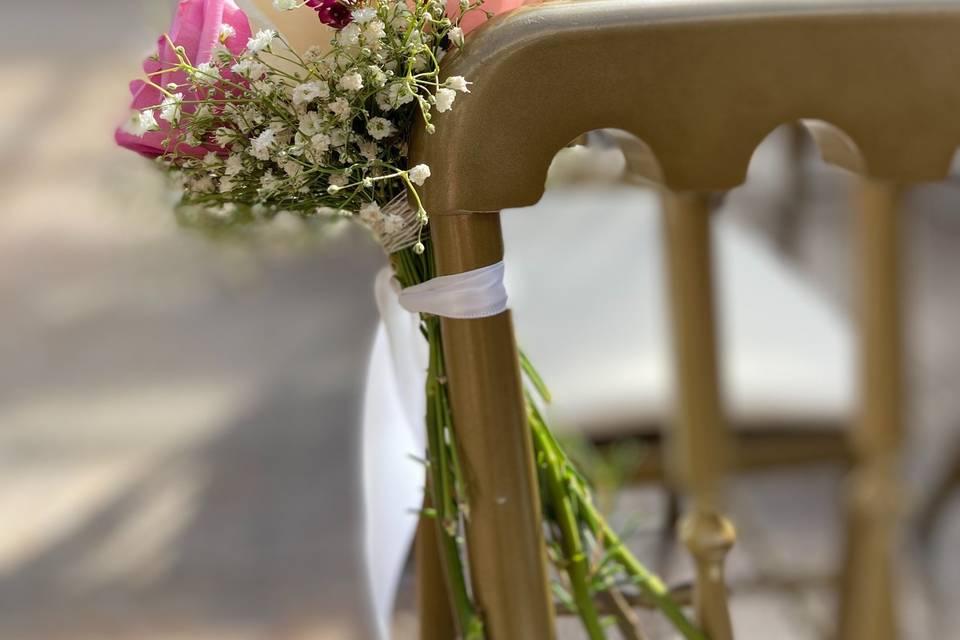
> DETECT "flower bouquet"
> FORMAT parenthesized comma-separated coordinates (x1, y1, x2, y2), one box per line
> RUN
(115, 1, 705, 638)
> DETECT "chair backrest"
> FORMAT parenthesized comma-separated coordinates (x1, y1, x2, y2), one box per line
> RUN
(415, 0, 960, 209)
(412, 2, 960, 637)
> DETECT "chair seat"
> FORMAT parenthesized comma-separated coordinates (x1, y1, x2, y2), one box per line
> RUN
(503, 185, 854, 437)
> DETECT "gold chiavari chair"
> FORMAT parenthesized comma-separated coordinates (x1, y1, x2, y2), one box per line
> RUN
(410, 1, 960, 637)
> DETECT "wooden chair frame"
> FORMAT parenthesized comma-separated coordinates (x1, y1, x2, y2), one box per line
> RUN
(410, 1, 960, 637)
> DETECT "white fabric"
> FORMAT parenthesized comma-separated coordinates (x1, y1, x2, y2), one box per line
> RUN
(362, 262, 508, 639)
(399, 261, 508, 319)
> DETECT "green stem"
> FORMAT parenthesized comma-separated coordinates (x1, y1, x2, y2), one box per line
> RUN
(530, 412, 606, 640)
(526, 396, 706, 640)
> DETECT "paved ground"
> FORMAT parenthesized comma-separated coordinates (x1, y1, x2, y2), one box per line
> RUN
(4, 2, 960, 639)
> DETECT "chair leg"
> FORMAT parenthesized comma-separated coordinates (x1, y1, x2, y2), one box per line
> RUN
(662, 190, 736, 640)
(429, 212, 557, 639)
(838, 180, 905, 640)
(417, 510, 458, 640)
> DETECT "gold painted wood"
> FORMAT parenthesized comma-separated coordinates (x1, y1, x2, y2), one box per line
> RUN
(838, 181, 905, 640)
(413, 0, 960, 215)
(661, 191, 735, 640)
(429, 213, 557, 639)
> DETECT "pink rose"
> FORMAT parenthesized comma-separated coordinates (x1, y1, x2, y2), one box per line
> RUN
(115, 0, 252, 158)
(449, 0, 533, 35)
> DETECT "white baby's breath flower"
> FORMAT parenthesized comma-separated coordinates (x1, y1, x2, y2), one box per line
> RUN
(448, 26, 464, 47)
(359, 201, 382, 225)
(292, 81, 330, 106)
(352, 7, 378, 23)
(273, 0, 299, 10)
(311, 133, 332, 154)
(159, 93, 184, 124)
(358, 139, 379, 161)
(125, 109, 158, 137)
(194, 103, 212, 120)
(213, 127, 234, 147)
(383, 213, 405, 235)
(367, 117, 394, 140)
(328, 97, 351, 119)
(193, 62, 221, 85)
(446, 75, 470, 93)
(375, 91, 393, 112)
(224, 154, 244, 176)
(218, 23, 236, 43)
(304, 45, 326, 62)
(297, 111, 321, 135)
(192, 175, 215, 193)
(252, 79, 275, 95)
(338, 23, 362, 46)
(250, 128, 276, 161)
(329, 129, 348, 148)
(283, 160, 303, 178)
(247, 29, 276, 53)
(378, 82, 414, 111)
(435, 87, 457, 113)
(291, 132, 308, 155)
(338, 72, 363, 92)
(211, 42, 231, 62)
(408, 164, 431, 186)
(231, 59, 267, 79)
(367, 65, 387, 88)
(260, 170, 280, 192)
(364, 20, 386, 42)
(219, 176, 235, 193)
(241, 106, 265, 132)
(203, 151, 220, 167)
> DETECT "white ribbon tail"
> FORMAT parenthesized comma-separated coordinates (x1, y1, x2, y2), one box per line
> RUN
(363, 269, 429, 640)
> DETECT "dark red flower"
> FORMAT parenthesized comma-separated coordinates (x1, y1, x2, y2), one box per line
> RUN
(306, 0, 353, 29)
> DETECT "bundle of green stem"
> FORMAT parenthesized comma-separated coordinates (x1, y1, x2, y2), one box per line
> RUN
(391, 244, 705, 640)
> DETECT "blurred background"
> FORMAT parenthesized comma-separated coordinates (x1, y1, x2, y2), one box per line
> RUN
(3, 1, 960, 639)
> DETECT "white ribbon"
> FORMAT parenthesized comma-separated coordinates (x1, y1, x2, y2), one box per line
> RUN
(362, 261, 508, 639)
(398, 262, 508, 319)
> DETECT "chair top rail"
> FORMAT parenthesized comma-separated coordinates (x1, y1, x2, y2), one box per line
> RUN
(411, 0, 960, 212)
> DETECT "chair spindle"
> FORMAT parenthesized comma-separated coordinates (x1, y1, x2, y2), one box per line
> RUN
(838, 180, 905, 640)
(662, 190, 736, 640)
